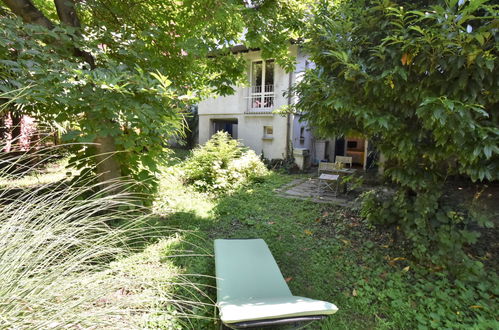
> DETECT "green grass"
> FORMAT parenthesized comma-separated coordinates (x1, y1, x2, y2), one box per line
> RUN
(0, 150, 207, 329)
(4, 149, 496, 329)
(155, 153, 499, 329)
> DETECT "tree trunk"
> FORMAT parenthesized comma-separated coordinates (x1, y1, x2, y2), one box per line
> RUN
(52, 0, 122, 189)
(10, 112, 22, 150)
(53, 0, 96, 68)
(94, 136, 122, 191)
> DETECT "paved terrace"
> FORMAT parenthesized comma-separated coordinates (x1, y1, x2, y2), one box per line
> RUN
(276, 177, 357, 206)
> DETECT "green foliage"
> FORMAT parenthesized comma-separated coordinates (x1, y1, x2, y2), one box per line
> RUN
(1, 0, 311, 196)
(360, 188, 489, 275)
(353, 267, 499, 329)
(294, 0, 498, 272)
(0, 17, 187, 196)
(182, 132, 269, 194)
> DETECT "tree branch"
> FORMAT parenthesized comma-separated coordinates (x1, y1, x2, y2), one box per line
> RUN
(54, 0, 81, 28)
(53, 0, 95, 69)
(1, 0, 54, 28)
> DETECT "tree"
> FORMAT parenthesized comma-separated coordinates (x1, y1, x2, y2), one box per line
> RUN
(294, 0, 498, 273)
(0, 0, 310, 196)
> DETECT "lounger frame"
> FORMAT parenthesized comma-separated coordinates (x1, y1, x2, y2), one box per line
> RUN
(222, 315, 327, 329)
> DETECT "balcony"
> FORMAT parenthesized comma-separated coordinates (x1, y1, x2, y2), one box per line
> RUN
(245, 84, 275, 114)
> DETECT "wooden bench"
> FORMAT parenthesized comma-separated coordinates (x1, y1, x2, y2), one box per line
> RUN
(318, 161, 337, 174)
(214, 239, 338, 329)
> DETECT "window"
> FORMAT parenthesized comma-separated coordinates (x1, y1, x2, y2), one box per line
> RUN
(263, 126, 273, 139)
(250, 60, 274, 109)
(347, 141, 358, 149)
(299, 127, 305, 144)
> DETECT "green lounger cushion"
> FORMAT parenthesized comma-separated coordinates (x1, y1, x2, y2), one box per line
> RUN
(214, 239, 338, 324)
(218, 296, 337, 323)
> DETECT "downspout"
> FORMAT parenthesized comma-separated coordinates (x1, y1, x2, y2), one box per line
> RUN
(285, 71, 293, 159)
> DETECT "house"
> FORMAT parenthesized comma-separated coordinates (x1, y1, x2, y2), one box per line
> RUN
(198, 44, 373, 170)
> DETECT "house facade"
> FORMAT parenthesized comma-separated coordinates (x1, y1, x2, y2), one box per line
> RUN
(198, 45, 372, 170)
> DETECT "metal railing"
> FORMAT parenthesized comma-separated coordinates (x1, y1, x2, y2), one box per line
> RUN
(246, 84, 274, 111)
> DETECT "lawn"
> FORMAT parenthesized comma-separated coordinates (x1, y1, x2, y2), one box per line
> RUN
(2, 150, 496, 329)
(154, 151, 499, 329)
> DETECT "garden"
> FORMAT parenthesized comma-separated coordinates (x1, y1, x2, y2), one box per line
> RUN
(1, 134, 497, 329)
(1, 0, 498, 329)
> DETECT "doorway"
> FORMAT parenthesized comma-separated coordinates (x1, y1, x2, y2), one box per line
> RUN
(211, 119, 238, 139)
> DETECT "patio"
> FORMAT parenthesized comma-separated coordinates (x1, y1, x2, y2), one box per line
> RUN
(277, 177, 356, 206)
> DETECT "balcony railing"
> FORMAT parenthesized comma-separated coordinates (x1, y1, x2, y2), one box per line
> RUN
(246, 84, 274, 112)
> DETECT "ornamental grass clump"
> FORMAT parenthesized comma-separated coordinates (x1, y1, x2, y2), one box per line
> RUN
(182, 131, 269, 194)
(0, 148, 204, 329)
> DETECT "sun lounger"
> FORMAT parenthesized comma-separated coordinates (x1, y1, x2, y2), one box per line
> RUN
(214, 239, 338, 329)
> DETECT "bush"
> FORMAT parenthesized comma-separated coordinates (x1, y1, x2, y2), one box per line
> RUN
(293, 0, 498, 274)
(182, 132, 268, 194)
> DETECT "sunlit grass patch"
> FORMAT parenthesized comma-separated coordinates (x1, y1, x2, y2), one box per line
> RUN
(154, 159, 215, 219)
(0, 155, 69, 188)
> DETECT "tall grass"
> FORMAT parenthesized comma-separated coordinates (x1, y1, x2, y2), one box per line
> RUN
(0, 146, 209, 329)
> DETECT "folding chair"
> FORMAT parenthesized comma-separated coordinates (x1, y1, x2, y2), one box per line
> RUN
(317, 173, 340, 196)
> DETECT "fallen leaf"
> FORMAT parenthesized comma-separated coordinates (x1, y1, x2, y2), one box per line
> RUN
(352, 289, 358, 296)
(402, 266, 410, 273)
(391, 257, 407, 262)
(285, 277, 293, 283)
(401, 53, 408, 65)
(389, 257, 407, 266)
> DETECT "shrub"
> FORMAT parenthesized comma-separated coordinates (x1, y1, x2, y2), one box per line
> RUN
(182, 132, 268, 194)
(293, 0, 498, 274)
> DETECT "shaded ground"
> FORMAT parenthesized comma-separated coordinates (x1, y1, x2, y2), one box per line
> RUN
(444, 178, 499, 270)
(156, 154, 498, 330)
(4, 150, 496, 329)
